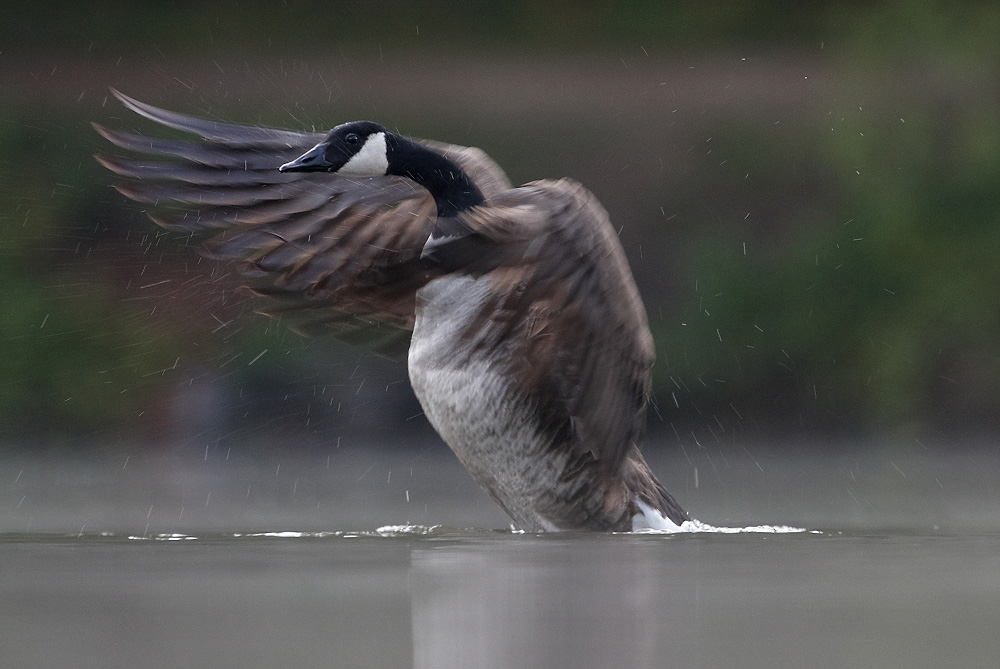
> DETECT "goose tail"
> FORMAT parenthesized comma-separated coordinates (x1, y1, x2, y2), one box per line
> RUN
(622, 448, 691, 531)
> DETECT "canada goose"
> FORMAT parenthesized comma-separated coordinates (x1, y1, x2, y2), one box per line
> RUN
(95, 90, 691, 532)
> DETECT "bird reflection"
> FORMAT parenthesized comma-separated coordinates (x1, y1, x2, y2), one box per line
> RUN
(409, 540, 667, 668)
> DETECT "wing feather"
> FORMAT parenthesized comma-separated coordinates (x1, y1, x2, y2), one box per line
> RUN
(453, 179, 655, 470)
(110, 89, 320, 149)
(96, 90, 511, 347)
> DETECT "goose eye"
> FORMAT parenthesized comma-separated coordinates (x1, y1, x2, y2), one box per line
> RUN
(345, 133, 360, 145)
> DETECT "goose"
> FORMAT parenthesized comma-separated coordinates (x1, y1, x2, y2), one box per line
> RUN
(95, 90, 691, 532)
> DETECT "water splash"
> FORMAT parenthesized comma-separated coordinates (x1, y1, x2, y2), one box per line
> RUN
(107, 522, 820, 542)
(631, 519, 816, 534)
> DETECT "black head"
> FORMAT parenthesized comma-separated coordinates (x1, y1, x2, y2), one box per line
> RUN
(279, 121, 390, 175)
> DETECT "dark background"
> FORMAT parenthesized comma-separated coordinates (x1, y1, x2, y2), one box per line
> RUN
(3, 1, 999, 451)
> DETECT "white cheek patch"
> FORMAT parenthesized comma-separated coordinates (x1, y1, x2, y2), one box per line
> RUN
(337, 132, 388, 176)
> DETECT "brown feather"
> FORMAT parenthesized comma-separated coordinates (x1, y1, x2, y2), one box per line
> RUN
(97, 90, 509, 350)
(445, 179, 656, 472)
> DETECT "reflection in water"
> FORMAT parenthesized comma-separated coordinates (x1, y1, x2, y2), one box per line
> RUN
(411, 541, 665, 669)
(3, 529, 1000, 668)
(408, 522, 810, 667)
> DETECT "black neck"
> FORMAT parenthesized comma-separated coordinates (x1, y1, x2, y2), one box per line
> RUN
(385, 134, 484, 217)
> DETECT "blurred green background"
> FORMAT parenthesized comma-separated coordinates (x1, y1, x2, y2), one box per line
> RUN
(2, 1, 998, 447)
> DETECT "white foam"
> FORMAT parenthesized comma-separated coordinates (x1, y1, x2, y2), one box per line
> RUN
(631, 518, 815, 535)
(631, 497, 813, 534)
(375, 524, 441, 536)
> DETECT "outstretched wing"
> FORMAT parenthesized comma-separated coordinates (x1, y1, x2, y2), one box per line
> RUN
(95, 89, 511, 347)
(453, 179, 656, 471)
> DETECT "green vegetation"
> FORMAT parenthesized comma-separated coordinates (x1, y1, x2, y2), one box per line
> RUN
(4, 1, 997, 63)
(0, 114, 182, 434)
(653, 91, 1000, 434)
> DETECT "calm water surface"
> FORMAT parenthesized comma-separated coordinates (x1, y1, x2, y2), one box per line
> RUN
(2, 442, 999, 668)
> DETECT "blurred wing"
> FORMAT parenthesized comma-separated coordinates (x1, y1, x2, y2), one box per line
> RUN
(95, 89, 512, 349)
(455, 179, 656, 469)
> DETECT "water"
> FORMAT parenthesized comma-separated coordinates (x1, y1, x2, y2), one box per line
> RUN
(2, 442, 999, 668)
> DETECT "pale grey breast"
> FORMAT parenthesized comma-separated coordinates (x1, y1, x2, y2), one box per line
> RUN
(408, 274, 576, 532)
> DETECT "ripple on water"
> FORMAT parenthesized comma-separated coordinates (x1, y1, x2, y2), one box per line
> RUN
(1, 522, 823, 545)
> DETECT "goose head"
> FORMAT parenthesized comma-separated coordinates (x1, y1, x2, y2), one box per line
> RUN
(279, 122, 486, 217)
(279, 121, 390, 176)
